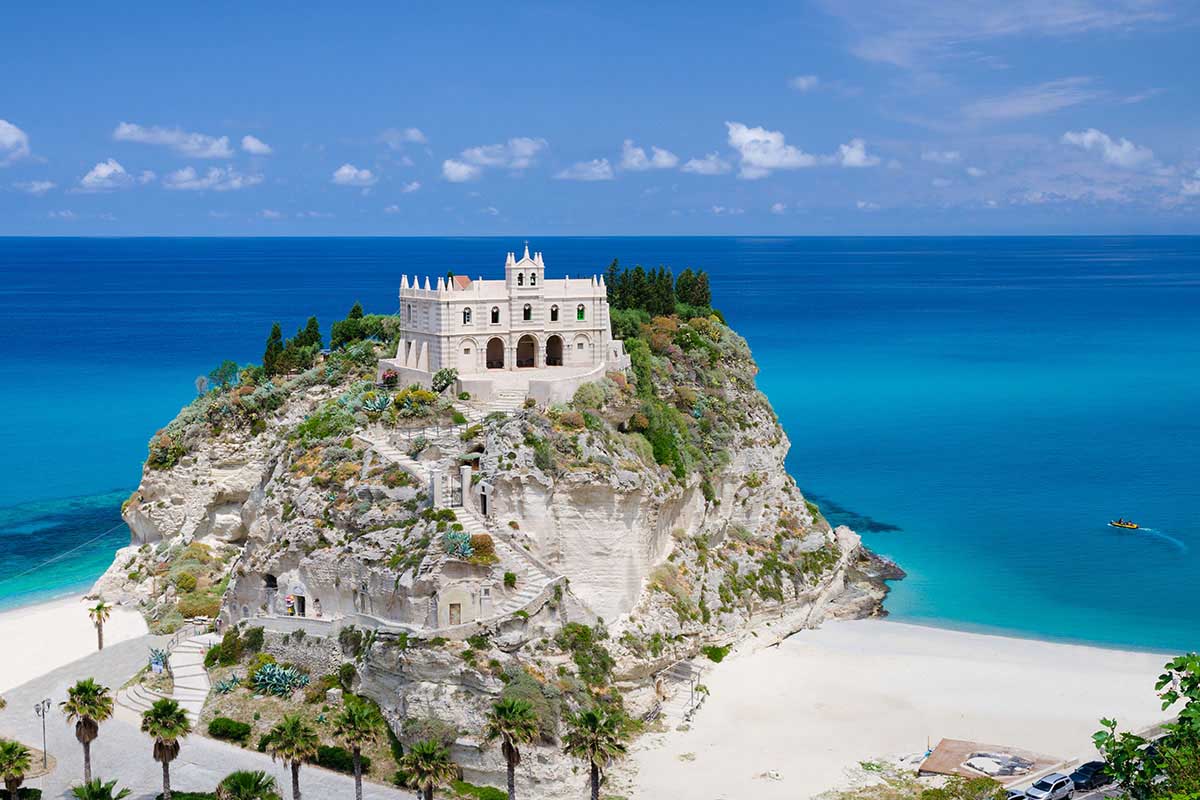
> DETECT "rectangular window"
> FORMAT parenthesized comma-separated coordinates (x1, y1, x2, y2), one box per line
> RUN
(463, 348, 471, 355)
(577, 342, 584, 350)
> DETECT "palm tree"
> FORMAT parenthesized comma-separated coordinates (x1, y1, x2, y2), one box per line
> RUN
(262, 714, 319, 800)
(140, 698, 191, 800)
(398, 740, 459, 800)
(60, 678, 114, 782)
(69, 778, 131, 800)
(331, 698, 385, 800)
(88, 602, 112, 651)
(0, 739, 32, 800)
(561, 708, 628, 800)
(217, 770, 280, 800)
(483, 698, 539, 800)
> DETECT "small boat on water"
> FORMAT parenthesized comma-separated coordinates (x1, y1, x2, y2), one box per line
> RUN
(1109, 518, 1139, 530)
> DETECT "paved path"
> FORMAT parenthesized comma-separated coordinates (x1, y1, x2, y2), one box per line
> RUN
(0, 634, 407, 799)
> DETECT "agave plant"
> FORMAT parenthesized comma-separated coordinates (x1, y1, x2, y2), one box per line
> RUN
(251, 664, 309, 697)
(148, 648, 169, 668)
(214, 675, 241, 694)
(362, 392, 391, 414)
(441, 531, 474, 559)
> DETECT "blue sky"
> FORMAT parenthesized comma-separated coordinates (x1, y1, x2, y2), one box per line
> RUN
(2, 1, 1198, 234)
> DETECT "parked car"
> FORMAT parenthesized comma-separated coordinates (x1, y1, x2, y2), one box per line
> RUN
(1006, 789, 1026, 800)
(1070, 761, 1109, 790)
(1025, 773, 1075, 800)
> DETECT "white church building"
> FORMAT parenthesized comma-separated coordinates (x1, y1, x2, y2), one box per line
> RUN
(379, 245, 629, 403)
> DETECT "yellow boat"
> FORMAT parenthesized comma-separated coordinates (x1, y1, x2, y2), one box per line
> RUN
(1109, 519, 1139, 530)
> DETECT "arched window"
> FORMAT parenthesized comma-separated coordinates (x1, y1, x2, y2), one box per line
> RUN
(576, 304, 586, 321)
(550, 305, 559, 322)
(462, 307, 472, 325)
(523, 303, 532, 321)
(517, 273, 524, 286)
(491, 306, 500, 324)
(530, 272, 537, 286)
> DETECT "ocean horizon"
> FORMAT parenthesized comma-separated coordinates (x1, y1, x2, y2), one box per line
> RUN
(2, 236, 1197, 653)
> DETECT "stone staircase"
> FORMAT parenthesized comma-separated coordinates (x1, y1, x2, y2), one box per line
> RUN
(488, 389, 528, 414)
(116, 632, 219, 724)
(355, 431, 431, 484)
(451, 505, 555, 615)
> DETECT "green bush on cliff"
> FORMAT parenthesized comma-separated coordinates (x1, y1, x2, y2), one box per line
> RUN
(294, 401, 356, 445)
(555, 622, 615, 687)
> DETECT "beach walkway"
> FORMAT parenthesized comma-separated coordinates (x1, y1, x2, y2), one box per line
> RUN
(0, 634, 404, 799)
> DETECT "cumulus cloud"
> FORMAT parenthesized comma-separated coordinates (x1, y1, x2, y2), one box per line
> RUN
(966, 166, 987, 177)
(0, 119, 31, 165)
(726, 121, 817, 179)
(856, 200, 880, 211)
(1181, 169, 1200, 197)
(384, 204, 402, 214)
(77, 158, 132, 191)
(1061, 128, 1154, 168)
(922, 150, 961, 164)
(460, 137, 547, 170)
(788, 74, 820, 92)
(555, 158, 614, 181)
(259, 209, 283, 219)
(710, 205, 745, 215)
(620, 140, 679, 171)
(241, 135, 272, 155)
(14, 180, 55, 195)
(399, 180, 421, 193)
(681, 152, 732, 175)
(835, 138, 880, 167)
(331, 163, 378, 186)
(380, 127, 428, 149)
(442, 159, 481, 182)
(770, 202, 788, 214)
(48, 210, 77, 219)
(932, 177, 953, 187)
(113, 122, 233, 158)
(963, 77, 1097, 121)
(164, 166, 263, 191)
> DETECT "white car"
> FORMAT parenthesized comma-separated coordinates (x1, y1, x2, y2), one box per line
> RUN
(1025, 773, 1075, 800)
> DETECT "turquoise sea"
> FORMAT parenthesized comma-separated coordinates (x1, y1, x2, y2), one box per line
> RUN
(1, 237, 1197, 653)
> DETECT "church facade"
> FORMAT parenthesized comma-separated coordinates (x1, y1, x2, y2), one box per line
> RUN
(379, 245, 627, 402)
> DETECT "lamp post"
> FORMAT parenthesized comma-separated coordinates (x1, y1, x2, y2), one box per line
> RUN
(33, 697, 50, 768)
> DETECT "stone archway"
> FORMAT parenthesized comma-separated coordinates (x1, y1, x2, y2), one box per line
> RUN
(516, 334, 537, 368)
(486, 337, 505, 369)
(546, 334, 564, 366)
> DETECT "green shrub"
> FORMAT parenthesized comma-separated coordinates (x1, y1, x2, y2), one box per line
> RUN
(451, 410, 468, 425)
(571, 381, 606, 409)
(431, 367, 458, 394)
(316, 745, 371, 775)
(241, 626, 265, 653)
(458, 391, 471, 400)
(338, 662, 357, 689)
(177, 592, 220, 619)
(294, 402, 356, 445)
(174, 572, 198, 592)
(701, 644, 731, 663)
(554, 622, 615, 687)
(504, 571, 517, 589)
(208, 717, 252, 744)
(216, 628, 243, 666)
(451, 780, 507, 800)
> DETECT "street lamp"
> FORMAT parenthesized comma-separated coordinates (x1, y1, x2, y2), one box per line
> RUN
(33, 698, 50, 769)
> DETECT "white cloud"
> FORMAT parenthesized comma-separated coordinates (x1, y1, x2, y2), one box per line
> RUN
(384, 204, 402, 214)
(259, 209, 283, 219)
(555, 158, 614, 181)
(399, 180, 421, 193)
(78, 158, 132, 191)
(48, 209, 76, 219)
(0, 119, 31, 165)
(241, 135, 272, 155)
(726, 121, 817, 179)
(331, 163, 378, 186)
(380, 127, 428, 149)
(482, 206, 500, 216)
(620, 140, 679, 171)
(788, 74, 820, 92)
(835, 138, 880, 167)
(932, 177, 953, 187)
(963, 78, 1097, 121)
(681, 152, 732, 175)
(14, 180, 55, 195)
(296, 210, 333, 218)
(770, 202, 788, 214)
(461, 137, 547, 169)
(1061, 128, 1154, 168)
(856, 200, 880, 211)
(1181, 170, 1200, 197)
(442, 159, 481, 182)
(966, 166, 986, 177)
(164, 166, 262, 191)
(113, 122, 233, 158)
(922, 150, 961, 164)
(710, 205, 745, 215)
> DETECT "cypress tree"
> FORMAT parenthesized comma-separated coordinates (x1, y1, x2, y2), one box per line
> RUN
(263, 323, 284, 376)
(298, 316, 321, 348)
(605, 259, 619, 306)
(692, 271, 711, 307)
(348, 302, 364, 320)
(629, 266, 648, 311)
(675, 268, 695, 308)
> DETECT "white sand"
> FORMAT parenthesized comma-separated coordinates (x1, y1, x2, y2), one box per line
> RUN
(629, 619, 1172, 799)
(0, 595, 147, 693)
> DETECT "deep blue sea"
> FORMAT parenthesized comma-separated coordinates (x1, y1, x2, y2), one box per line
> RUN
(1, 237, 1197, 652)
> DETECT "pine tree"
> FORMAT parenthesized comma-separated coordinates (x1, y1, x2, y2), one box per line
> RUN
(675, 268, 695, 308)
(263, 323, 284, 376)
(348, 302, 364, 320)
(692, 271, 711, 307)
(298, 316, 321, 349)
(604, 259, 619, 306)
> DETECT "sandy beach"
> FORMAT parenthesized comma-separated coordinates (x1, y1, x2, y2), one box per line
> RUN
(0, 595, 147, 694)
(629, 619, 1173, 800)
